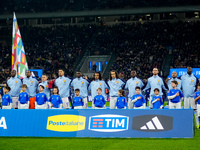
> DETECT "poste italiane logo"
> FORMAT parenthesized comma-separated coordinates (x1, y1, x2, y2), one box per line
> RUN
(46, 115, 86, 132)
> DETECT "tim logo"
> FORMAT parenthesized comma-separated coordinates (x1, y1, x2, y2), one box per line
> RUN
(132, 115, 173, 132)
(88, 114, 129, 132)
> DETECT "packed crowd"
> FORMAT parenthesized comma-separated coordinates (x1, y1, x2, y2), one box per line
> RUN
(1, 0, 200, 14)
(0, 24, 96, 82)
(1, 21, 200, 83)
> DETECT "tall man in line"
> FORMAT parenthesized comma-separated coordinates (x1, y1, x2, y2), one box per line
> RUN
(7, 70, 22, 109)
(166, 71, 182, 90)
(143, 68, 168, 108)
(125, 70, 144, 109)
(38, 74, 50, 99)
(88, 72, 108, 108)
(54, 69, 71, 109)
(23, 70, 38, 109)
(180, 67, 198, 109)
(107, 70, 125, 109)
(71, 71, 89, 109)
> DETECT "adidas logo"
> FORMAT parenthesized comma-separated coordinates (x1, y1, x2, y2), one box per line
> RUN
(140, 116, 164, 130)
(132, 115, 173, 132)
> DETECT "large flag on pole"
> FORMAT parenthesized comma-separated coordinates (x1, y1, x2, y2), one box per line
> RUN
(12, 12, 28, 78)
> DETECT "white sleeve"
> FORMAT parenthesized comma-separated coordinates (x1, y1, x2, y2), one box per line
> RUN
(167, 94, 176, 100)
(59, 104, 62, 109)
(131, 98, 138, 103)
(152, 99, 157, 104)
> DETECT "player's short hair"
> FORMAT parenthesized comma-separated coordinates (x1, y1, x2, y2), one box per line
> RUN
(21, 84, 27, 88)
(135, 86, 141, 90)
(42, 74, 48, 77)
(53, 86, 59, 94)
(4, 86, 11, 91)
(171, 80, 178, 85)
(154, 88, 159, 92)
(75, 89, 80, 92)
(197, 83, 200, 87)
(97, 88, 102, 91)
(2, 81, 7, 85)
(39, 85, 44, 89)
(94, 72, 102, 80)
(58, 68, 65, 72)
(118, 89, 125, 97)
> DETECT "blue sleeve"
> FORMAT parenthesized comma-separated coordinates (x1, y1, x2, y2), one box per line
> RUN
(60, 96, 63, 104)
(142, 96, 146, 104)
(194, 93, 197, 99)
(35, 95, 38, 102)
(167, 90, 171, 96)
(179, 90, 183, 98)
(115, 98, 118, 106)
(125, 98, 127, 107)
(27, 94, 30, 101)
(49, 96, 52, 102)
(10, 96, 12, 103)
(160, 96, 163, 105)
(93, 97, 96, 104)
(103, 97, 106, 105)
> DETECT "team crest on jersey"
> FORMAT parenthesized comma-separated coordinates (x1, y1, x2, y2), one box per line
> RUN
(15, 80, 18, 83)
(6, 96, 8, 99)
(57, 97, 58, 100)
(30, 81, 33, 83)
(45, 85, 48, 88)
(157, 80, 160, 82)
(81, 81, 84, 84)
(24, 94, 26, 97)
(178, 82, 179, 84)
(136, 81, 139, 84)
(63, 80, 66, 83)
(191, 79, 194, 82)
(79, 99, 81, 101)
(42, 95, 44, 97)
(99, 83, 102, 86)
(100, 98, 102, 100)
(116, 81, 119, 84)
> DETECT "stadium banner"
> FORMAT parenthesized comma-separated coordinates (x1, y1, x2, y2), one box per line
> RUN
(0, 109, 193, 138)
(168, 68, 200, 78)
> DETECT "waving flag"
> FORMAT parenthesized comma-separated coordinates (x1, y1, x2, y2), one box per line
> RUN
(12, 12, 28, 78)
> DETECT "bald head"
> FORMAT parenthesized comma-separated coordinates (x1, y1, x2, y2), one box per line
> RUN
(172, 71, 177, 78)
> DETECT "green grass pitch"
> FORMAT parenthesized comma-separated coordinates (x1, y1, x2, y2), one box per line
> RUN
(0, 102, 199, 150)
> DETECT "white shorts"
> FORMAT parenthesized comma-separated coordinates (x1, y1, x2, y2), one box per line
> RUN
(110, 97, 117, 109)
(35, 104, 47, 109)
(12, 97, 19, 109)
(184, 97, 196, 109)
(128, 98, 133, 109)
(2, 105, 11, 109)
(197, 104, 200, 117)
(74, 106, 84, 109)
(169, 101, 182, 109)
(134, 105, 144, 109)
(18, 103, 29, 109)
(62, 97, 69, 109)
